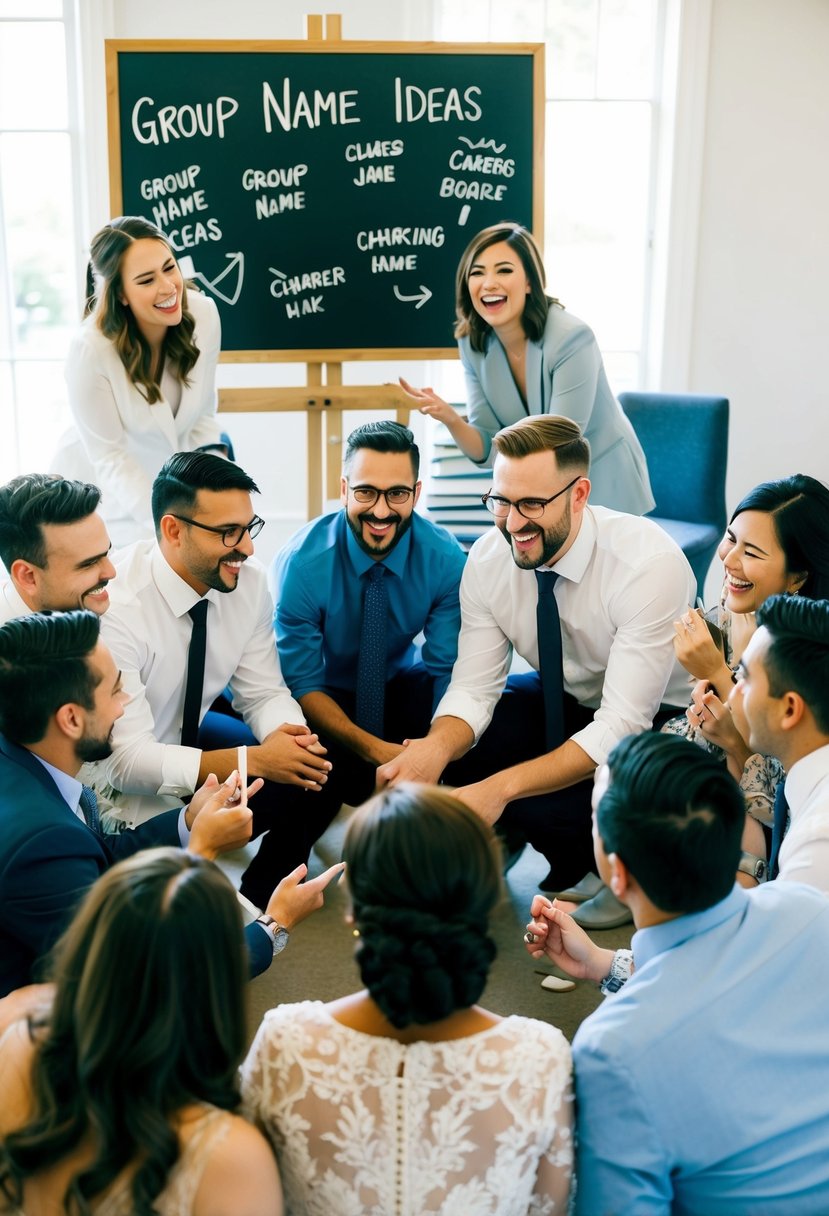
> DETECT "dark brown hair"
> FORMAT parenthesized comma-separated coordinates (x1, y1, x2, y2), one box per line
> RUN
(84, 215, 199, 404)
(0, 849, 248, 1215)
(344, 784, 500, 1028)
(454, 221, 560, 352)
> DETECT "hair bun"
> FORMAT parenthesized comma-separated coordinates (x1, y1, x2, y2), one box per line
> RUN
(356, 904, 496, 1029)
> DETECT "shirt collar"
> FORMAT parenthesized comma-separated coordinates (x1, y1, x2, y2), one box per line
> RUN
(2, 580, 31, 618)
(151, 545, 217, 618)
(631, 884, 747, 971)
(543, 505, 596, 585)
(32, 753, 84, 816)
(786, 743, 829, 816)
(343, 511, 412, 579)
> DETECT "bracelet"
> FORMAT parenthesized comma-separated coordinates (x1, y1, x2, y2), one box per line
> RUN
(600, 948, 634, 996)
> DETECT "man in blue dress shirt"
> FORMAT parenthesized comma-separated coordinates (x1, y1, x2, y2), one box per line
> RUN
(271, 421, 466, 808)
(526, 731, 829, 1215)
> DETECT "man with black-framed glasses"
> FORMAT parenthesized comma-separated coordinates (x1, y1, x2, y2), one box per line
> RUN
(89, 451, 336, 908)
(270, 421, 466, 815)
(379, 415, 694, 920)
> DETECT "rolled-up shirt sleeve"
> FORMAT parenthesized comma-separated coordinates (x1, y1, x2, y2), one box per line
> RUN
(570, 551, 694, 765)
(228, 573, 305, 739)
(433, 557, 513, 742)
(101, 661, 202, 799)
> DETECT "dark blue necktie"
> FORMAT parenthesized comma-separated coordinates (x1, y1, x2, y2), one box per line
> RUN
(355, 565, 388, 738)
(769, 781, 789, 880)
(181, 599, 209, 747)
(535, 570, 565, 751)
(79, 784, 101, 834)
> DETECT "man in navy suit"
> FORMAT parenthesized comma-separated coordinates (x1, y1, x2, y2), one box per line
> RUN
(0, 610, 336, 997)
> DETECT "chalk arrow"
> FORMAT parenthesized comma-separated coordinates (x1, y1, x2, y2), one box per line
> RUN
(190, 252, 245, 306)
(393, 283, 433, 310)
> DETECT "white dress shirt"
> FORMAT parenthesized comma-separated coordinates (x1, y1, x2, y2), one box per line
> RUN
(0, 580, 30, 626)
(61, 290, 223, 546)
(95, 541, 304, 825)
(435, 505, 695, 765)
(778, 744, 829, 894)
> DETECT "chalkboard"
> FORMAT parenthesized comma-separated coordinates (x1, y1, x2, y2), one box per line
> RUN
(107, 40, 543, 359)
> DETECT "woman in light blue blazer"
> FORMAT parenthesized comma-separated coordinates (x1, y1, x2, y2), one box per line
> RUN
(401, 222, 654, 515)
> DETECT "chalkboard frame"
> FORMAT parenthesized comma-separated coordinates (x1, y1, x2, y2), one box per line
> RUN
(105, 38, 545, 363)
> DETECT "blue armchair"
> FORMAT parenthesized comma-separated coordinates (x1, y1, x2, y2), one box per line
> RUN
(618, 392, 729, 595)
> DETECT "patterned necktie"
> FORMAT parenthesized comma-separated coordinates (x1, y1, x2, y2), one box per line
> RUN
(181, 599, 209, 747)
(535, 570, 565, 751)
(769, 781, 789, 880)
(79, 784, 101, 834)
(355, 565, 388, 738)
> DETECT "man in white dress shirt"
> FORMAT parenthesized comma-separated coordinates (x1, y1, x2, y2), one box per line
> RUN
(380, 415, 694, 902)
(0, 474, 115, 622)
(730, 593, 829, 890)
(93, 452, 335, 909)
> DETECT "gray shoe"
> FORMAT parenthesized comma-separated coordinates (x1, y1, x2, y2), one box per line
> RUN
(570, 884, 633, 930)
(554, 872, 604, 904)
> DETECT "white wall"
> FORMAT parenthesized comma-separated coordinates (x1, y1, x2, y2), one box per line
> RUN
(690, 0, 829, 512)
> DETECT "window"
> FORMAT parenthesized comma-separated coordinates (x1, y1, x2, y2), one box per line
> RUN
(0, 0, 84, 479)
(434, 0, 664, 391)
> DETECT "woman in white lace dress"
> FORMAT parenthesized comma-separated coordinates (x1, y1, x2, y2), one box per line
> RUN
(0, 849, 282, 1216)
(662, 474, 829, 869)
(242, 784, 573, 1216)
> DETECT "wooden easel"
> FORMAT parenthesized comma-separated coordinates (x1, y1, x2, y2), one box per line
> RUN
(217, 13, 412, 518)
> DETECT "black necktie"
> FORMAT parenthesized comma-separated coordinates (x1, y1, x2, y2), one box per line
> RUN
(181, 599, 209, 747)
(355, 565, 388, 738)
(769, 781, 789, 880)
(79, 784, 100, 834)
(536, 570, 565, 751)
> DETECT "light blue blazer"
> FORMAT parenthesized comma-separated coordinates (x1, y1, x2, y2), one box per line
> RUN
(459, 305, 655, 515)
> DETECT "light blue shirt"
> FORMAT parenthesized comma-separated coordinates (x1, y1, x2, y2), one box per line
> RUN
(271, 510, 466, 709)
(573, 882, 829, 1215)
(33, 754, 190, 846)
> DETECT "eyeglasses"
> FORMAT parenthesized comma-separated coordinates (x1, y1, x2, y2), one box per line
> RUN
(348, 484, 417, 508)
(481, 477, 580, 520)
(170, 514, 265, 547)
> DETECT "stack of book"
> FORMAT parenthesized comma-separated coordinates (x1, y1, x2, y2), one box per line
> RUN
(424, 415, 493, 548)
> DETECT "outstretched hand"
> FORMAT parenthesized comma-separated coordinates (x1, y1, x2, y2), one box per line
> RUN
(398, 377, 457, 424)
(187, 770, 262, 860)
(525, 895, 616, 984)
(265, 860, 345, 932)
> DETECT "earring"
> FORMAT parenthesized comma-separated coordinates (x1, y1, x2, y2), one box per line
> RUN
(352, 927, 361, 938)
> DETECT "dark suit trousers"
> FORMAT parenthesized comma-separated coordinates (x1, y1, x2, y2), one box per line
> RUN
(444, 671, 596, 890)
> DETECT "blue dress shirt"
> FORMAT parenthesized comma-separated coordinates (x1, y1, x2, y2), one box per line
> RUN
(573, 882, 829, 1215)
(271, 511, 466, 709)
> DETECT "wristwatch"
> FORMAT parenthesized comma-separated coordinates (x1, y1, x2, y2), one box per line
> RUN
(738, 851, 768, 883)
(254, 914, 290, 956)
(599, 948, 635, 996)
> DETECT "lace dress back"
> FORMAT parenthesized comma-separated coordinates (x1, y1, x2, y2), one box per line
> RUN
(241, 1002, 573, 1216)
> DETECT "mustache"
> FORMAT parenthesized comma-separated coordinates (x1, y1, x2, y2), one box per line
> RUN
(80, 580, 110, 602)
(220, 551, 248, 563)
(359, 513, 400, 526)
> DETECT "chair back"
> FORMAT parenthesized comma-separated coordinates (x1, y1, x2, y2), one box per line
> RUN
(618, 392, 729, 592)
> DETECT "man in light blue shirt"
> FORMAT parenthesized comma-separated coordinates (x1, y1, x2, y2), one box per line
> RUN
(271, 421, 466, 806)
(526, 731, 829, 1215)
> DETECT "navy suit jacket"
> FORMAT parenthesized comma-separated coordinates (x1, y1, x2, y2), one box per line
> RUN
(0, 735, 271, 995)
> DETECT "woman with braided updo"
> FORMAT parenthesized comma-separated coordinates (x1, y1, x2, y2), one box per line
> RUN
(241, 784, 573, 1215)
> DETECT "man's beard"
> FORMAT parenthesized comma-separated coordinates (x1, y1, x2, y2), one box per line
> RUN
(346, 508, 412, 557)
(500, 500, 572, 569)
(76, 731, 113, 764)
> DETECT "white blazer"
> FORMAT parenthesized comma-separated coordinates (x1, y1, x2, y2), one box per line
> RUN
(59, 289, 223, 547)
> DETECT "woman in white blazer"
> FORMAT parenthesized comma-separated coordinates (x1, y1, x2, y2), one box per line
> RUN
(61, 216, 224, 546)
(401, 221, 654, 516)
